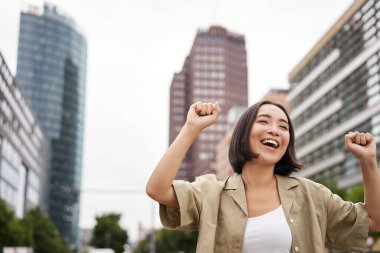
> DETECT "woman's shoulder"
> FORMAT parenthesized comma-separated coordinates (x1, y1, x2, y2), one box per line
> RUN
(277, 174, 332, 193)
(193, 173, 232, 187)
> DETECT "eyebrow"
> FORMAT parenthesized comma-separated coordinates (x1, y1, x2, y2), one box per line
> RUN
(257, 114, 289, 125)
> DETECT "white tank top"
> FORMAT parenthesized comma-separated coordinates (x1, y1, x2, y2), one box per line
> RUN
(242, 205, 292, 253)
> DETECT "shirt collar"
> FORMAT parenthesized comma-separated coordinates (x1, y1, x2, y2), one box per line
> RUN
(223, 174, 300, 217)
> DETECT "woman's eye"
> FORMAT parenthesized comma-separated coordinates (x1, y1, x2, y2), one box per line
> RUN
(280, 126, 288, 130)
(257, 120, 267, 124)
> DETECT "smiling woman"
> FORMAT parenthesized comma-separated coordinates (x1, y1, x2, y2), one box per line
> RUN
(228, 101, 302, 176)
(146, 101, 380, 253)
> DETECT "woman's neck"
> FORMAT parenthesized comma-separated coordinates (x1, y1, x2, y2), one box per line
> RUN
(241, 162, 276, 188)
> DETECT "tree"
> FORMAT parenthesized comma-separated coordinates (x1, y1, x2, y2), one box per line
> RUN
(90, 213, 128, 253)
(23, 208, 71, 253)
(0, 198, 29, 246)
(133, 239, 149, 253)
(133, 228, 198, 253)
(345, 184, 364, 203)
(0, 199, 69, 252)
(313, 176, 346, 199)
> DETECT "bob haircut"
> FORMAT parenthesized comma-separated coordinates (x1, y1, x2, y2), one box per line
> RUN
(228, 101, 303, 176)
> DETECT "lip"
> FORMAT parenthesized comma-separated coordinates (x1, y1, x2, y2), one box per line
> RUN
(261, 142, 278, 151)
(260, 138, 280, 149)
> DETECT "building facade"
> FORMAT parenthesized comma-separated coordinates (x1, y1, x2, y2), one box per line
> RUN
(0, 51, 48, 218)
(16, 3, 87, 247)
(169, 26, 248, 181)
(288, 0, 380, 188)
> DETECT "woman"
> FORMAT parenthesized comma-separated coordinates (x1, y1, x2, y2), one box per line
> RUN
(146, 101, 380, 252)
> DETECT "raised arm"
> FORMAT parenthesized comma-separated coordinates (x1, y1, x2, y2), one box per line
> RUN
(345, 132, 380, 231)
(146, 102, 221, 209)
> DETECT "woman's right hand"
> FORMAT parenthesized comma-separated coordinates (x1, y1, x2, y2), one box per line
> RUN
(184, 102, 221, 133)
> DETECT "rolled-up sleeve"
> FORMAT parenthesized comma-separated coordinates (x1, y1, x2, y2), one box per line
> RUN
(160, 176, 208, 230)
(323, 185, 369, 251)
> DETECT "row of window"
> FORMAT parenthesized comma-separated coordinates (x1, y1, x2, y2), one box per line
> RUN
(194, 62, 225, 70)
(194, 79, 225, 87)
(199, 133, 223, 141)
(194, 88, 225, 96)
(291, 0, 378, 86)
(193, 97, 225, 105)
(172, 81, 184, 88)
(194, 46, 224, 53)
(194, 54, 225, 62)
(294, 61, 369, 128)
(193, 71, 225, 79)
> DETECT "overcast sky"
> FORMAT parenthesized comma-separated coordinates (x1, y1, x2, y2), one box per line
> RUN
(0, 0, 353, 243)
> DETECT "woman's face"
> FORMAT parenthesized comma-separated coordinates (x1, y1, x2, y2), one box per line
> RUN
(249, 104, 290, 166)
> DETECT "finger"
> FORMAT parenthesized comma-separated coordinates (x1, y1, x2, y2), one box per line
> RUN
(206, 103, 213, 115)
(200, 103, 208, 115)
(355, 132, 361, 144)
(192, 102, 202, 113)
(365, 132, 373, 143)
(345, 132, 355, 143)
(359, 132, 366, 145)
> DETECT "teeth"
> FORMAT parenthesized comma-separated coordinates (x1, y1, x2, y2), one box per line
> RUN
(262, 139, 279, 148)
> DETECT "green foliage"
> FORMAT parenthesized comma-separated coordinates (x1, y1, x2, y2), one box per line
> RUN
(155, 229, 197, 253)
(133, 239, 149, 253)
(345, 184, 364, 203)
(134, 228, 198, 253)
(0, 198, 29, 246)
(23, 208, 71, 253)
(0, 198, 70, 252)
(313, 176, 346, 199)
(90, 213, 128, 253)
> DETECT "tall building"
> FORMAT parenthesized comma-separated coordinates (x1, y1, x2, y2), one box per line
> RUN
(0, 51, 48, 218)
(16, 3, 87, 247)
(288, 0, 380, 188)
(169, 26, 248, 181)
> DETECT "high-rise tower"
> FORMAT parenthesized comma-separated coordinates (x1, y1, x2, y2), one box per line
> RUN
(169, 26, 248, 181)
(16, 3, 87, 247)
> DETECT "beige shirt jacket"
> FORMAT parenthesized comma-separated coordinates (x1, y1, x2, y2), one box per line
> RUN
(160, 174, 369, 253)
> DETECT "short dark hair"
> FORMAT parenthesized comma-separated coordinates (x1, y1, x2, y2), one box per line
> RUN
(228, 101, 302, 176)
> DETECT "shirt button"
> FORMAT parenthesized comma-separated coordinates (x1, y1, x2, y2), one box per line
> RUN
(294, 246, 299, 252)
(289, 218, 294, 223)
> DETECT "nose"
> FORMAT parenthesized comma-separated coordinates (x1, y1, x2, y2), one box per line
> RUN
(267, 124, 280, 136)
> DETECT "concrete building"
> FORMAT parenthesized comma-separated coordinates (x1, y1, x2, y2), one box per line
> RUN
(16, 3, 87, 247)
(288, 0, 380, 188)
(169, 26, 248, 181)
(0, 51, 48, 218)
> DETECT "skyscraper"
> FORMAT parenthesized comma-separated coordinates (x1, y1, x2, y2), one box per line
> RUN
(288, 0, 380, 188)
(16, 3, 87, 247)
(169, 26, 248, 181)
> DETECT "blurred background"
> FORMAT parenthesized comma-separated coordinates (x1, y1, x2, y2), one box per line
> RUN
(1, 0, 380, 252)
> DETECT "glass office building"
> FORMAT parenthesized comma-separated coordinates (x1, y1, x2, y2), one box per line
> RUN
(16, 3, 87, 247)
(288, 0, 380, 188)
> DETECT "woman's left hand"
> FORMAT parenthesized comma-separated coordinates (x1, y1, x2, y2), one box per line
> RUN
(345, 132, 377, 161)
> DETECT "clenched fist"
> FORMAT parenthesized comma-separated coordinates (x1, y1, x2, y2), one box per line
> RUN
(345, 132, 377, 161)
(184, 102, 221, 133)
